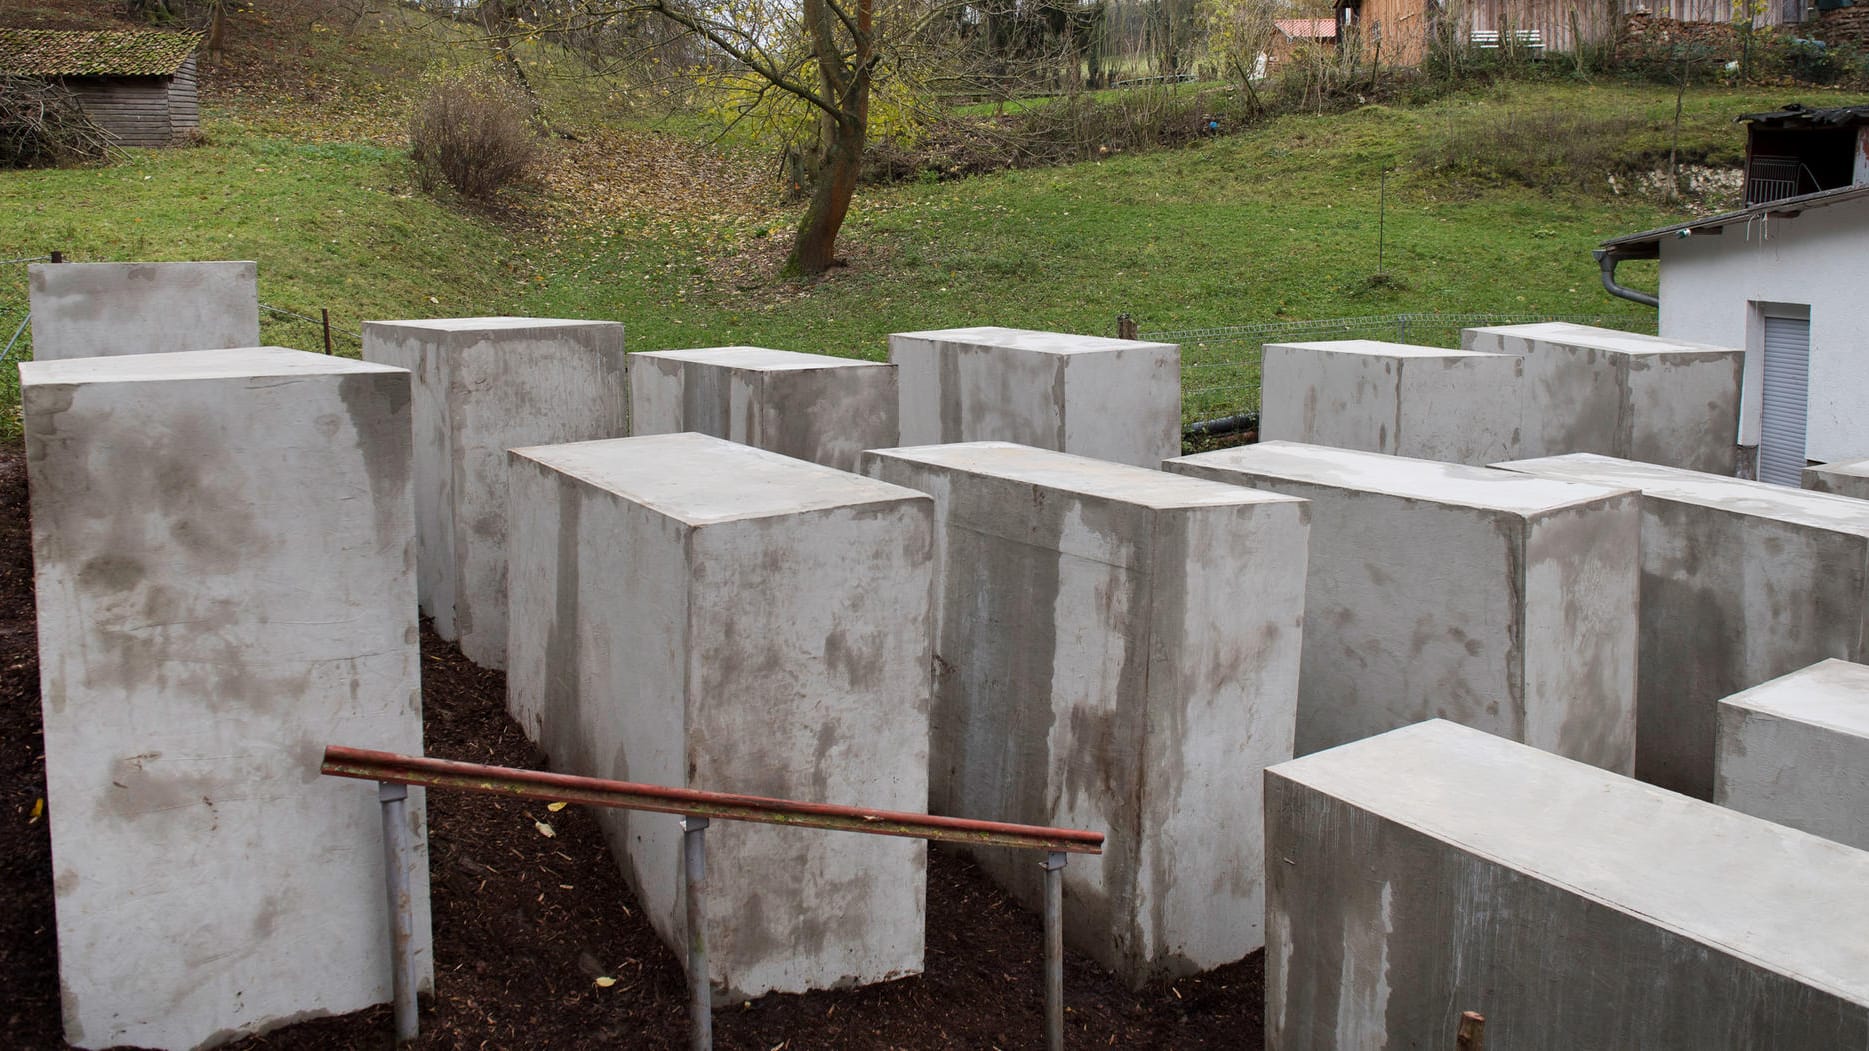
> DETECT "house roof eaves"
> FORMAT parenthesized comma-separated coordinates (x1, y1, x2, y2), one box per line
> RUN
(1599, 182, 1869, 252)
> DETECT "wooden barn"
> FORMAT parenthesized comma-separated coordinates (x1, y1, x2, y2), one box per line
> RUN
(0, 29, 201, 148)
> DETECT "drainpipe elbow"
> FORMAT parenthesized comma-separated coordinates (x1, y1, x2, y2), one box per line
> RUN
(1593, 248, 1660, 309)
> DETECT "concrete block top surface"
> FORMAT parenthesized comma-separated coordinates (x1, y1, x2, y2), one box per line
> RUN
(633, 346, 887, 371)
(870, 441, 1307, 510)
(1272, 719, 1869, 1003)
(1812, 458, 1869, 480)
(19, 345, 401, 385)
(1169, 441, 1630, 514)
(1498, 453, 1869, 535)
(512, 432, 928, 524)
(363, 316, 622, 337)
(1464, 321, 1740, 357)
(891, 326, 1174, 355)
(28, 259, 254, 285)
(1722, 659, 1869, 735)
(1267, 339, 1508, 359)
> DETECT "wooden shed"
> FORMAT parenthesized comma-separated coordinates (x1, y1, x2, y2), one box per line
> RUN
(0, 29, 201, 148)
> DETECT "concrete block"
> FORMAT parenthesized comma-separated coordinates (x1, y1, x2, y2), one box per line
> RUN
(1805, 458, 1869, 501)
(1717, 659, 1869, 852)
(1259, 340, 1523, 465)
(1496, 453, 1869, 799)
(889, 326, 1179, 468)
(506, 433, 933, 1002)
(1461, 322, 1743, 473)
(1267, 719, 1869, 1051)
(362, 317, 627, 669)
(27, 260, 261, 361)
(22, 347, 430, 1050)
(860, 441, 1308, 986)
(627, 346, 896, 471)
(1167, 441, 1639, 770)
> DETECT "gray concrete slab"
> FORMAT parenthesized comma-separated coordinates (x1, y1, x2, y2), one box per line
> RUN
(627, 346, 896, 471)
(1496, 452, 1869, 799)
(362, 317, 627, 670)
(28, 260, 260, 361)
(1461, 322, 1743, 474)
(1267, 719, 1869, 1050)
(861, 441, 1307, 986)
(889, 326, 1179, 467)
(506, 433, 934, 1002)
(1717, 659, 1869, 851)
(22, 347, 430, 1050)
(1805, 458, 1869, 501)
(1259, 340, 1523, 465)
(1167, 442, 1639, 770)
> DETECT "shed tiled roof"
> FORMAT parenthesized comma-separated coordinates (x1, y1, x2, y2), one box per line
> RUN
(0, 28, 201, 77)
(1275, 18, 1339, 39)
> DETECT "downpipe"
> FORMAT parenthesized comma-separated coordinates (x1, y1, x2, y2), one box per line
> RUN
(1593, 248, 1659, 309)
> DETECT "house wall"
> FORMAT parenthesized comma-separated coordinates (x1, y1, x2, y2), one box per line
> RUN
(1656, 193, 1869, 462)
(170, 56, 199, 141)
(64, 74, 178, 148)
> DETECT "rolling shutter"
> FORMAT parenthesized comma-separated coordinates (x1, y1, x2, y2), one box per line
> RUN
(1759, 312, 1810, 487)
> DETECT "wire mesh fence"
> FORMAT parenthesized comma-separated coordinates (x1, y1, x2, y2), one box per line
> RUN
(1155, 312, 1658, 426)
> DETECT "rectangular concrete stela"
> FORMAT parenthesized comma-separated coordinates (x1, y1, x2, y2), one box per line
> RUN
(861, 441, 1308, 986)
(627, 346, 897, 471)
(28, 260, 261, 361)
(1167, 441, 1639, 771)
(22, 347, 431, 1051)
(363, 316, 627, 670)
(1717, 659, 1869, 852)
(1461, 322, 1743, 474)
(1267, 720, 1869, 1050)
(506, 433, 934, 1002)
(1259, 340, 1523, 466)
(1496, 453, 1869, 800)
(889, 326, 1180, 468)
(1806, 458, 1869, 501)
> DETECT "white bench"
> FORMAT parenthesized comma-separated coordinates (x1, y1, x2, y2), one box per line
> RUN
(1472, 28, 1544, 50)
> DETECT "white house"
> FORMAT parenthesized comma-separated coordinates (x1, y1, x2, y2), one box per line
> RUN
(1595, 104, 1869, 486)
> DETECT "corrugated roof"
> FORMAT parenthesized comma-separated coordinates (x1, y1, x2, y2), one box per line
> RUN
(1600, 182, 1869, 251)
(1276, 18, 1339, 38)
(0, 28, 201, 77)
(1737, 103, 1869, 128)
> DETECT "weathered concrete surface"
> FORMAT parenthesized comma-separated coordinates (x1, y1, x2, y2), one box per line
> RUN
(1717, 659, 1869, 851)
(362, 317, 627, 669)
(28, 260, 260, 361)
(861, 441, 1307, 986)
(627, 346, 896, 471)
(22, 347, 431, 1051)
(1266, 720, 1869, 1051)
(889, 326, 1179, 468)
(1259, 340, 1523, 465)
(506, 433, 933, 1003)
(1496, 452, 1869, 799)
(1461, 321, 1743, 474)
(1167, 442, 1639, 770)
(1805, 458, 1869, 500)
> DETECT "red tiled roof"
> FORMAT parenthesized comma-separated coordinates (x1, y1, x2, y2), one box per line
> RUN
(0, 28, 201, 77)
(1275, 18, 1339, 39)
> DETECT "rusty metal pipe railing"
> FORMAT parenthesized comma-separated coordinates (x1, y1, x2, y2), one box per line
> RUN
(321, 745, 1103, 1049)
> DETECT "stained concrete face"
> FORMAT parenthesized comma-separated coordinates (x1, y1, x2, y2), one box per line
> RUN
(506, 433, 933, 1002)
(1496, 453, 1869, 800)
(1259, 340, 1524, 466)
(1266, 720, 1869, 1051)
(627, 346, 897, 471)
(27, 260, 261, 361)
(22, 347, 430, 1050)
(861, 441, 1308, 986)
(889, 326, 1180, 468)
(1717, 659, 1869, 851)
(1167, 442, 1639, 771)
(1805, 458, 1869, 501)
(362, 317, 627, 669)
(1461, 322, 1743, 474)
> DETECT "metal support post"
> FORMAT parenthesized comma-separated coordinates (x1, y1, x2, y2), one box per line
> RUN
(1043, 850, 1068, 1051)
(682, 816, 712, 1051)
(378, 781, 419, 1043)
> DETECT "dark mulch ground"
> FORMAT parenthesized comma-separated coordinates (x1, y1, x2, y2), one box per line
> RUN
(0, 440, 1262, 1049)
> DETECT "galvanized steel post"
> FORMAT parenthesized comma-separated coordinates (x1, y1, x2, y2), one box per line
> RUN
(378, 781, 419, 1043)
(682, 816, 712, 1051)
(1043, 850, 1068, 1051)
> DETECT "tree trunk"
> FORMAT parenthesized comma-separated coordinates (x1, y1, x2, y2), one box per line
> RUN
(783, 114, 866, 276)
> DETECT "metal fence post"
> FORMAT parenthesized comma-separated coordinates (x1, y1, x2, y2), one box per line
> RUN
(377, 781, 419, 1043)
(1043, 850, 1068, 1051)
(682, 816, 712, 1051)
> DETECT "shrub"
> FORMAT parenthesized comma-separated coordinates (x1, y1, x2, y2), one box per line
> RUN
(408, 73, 541, 200)
(0, 76, 112, 168)
(1414, 106, 1645, 193)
